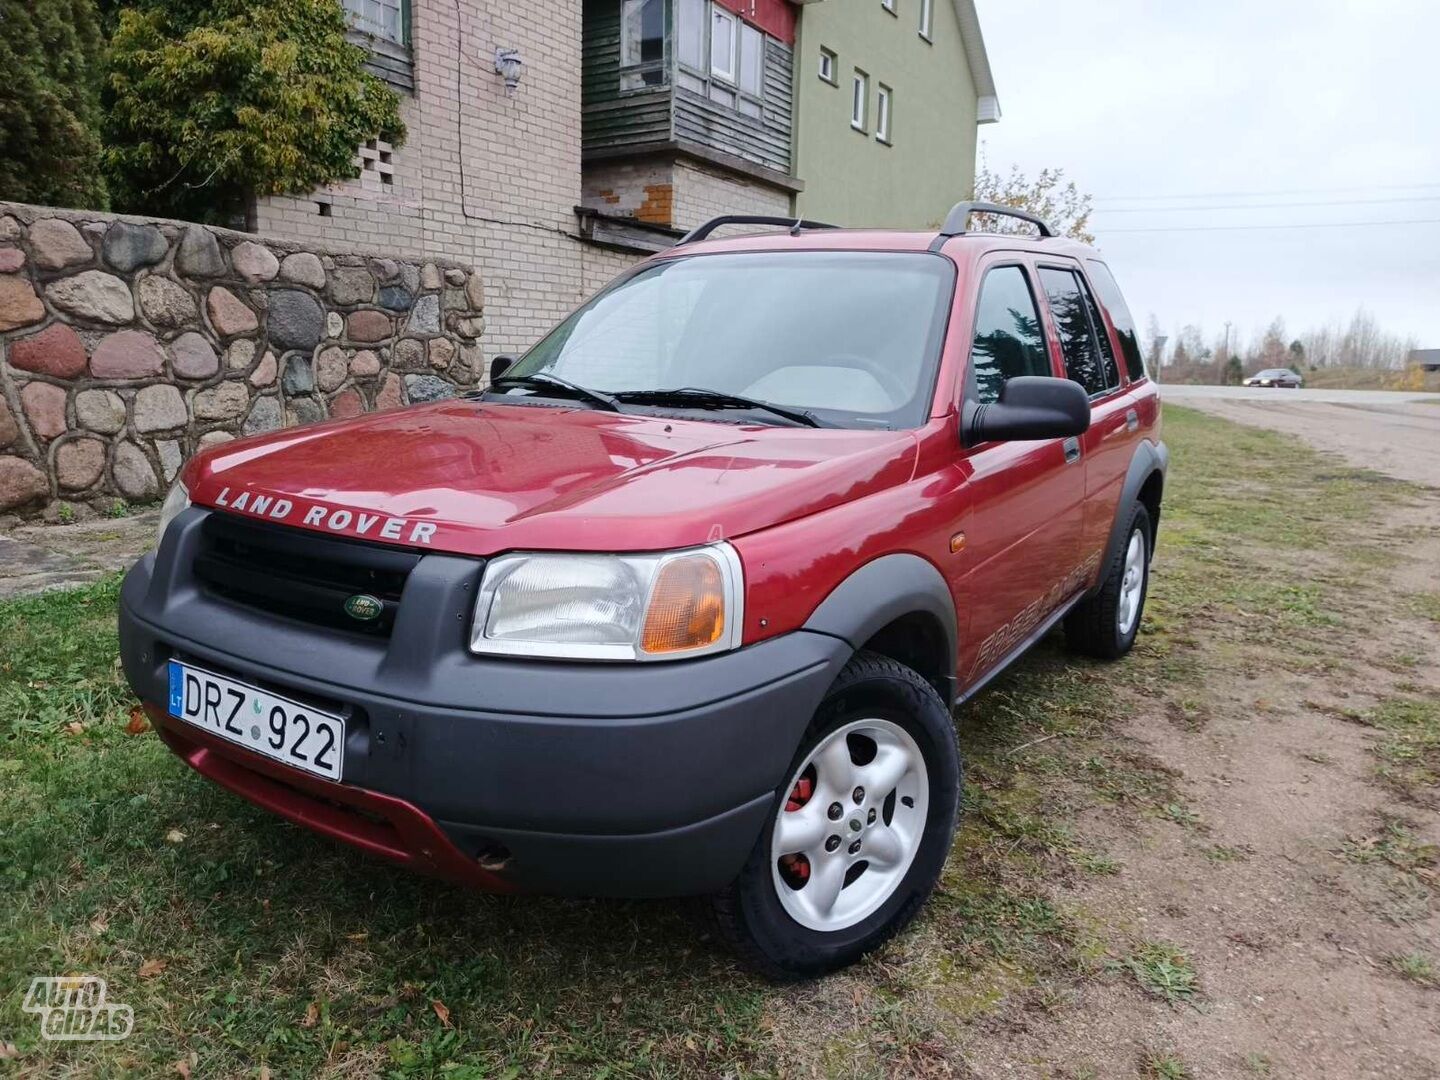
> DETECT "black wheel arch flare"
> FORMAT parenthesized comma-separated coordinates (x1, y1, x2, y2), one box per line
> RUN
(801, 553, 958, 706)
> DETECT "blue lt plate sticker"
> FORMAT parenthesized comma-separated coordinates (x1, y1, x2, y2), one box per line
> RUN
(168, 661, 183, 716)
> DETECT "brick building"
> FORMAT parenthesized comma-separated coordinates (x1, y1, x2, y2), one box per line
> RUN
(254, 1, 635, 357)
(254, 0, 998, 359)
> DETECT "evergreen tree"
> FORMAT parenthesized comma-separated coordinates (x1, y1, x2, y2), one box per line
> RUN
(104, 0, 404, 222)
(0, 0, 109, 209)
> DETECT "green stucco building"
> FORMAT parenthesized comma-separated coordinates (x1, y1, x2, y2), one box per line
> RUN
(793, 0, 999, 229)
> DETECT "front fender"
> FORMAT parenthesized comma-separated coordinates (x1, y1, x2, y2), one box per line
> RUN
(801, 553, 958, 701)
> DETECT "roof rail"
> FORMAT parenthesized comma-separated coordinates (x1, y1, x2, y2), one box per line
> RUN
(928, 201, 1056, 251)
(676, 215, 840, 247)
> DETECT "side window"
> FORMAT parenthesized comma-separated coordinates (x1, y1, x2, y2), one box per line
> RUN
(970, 266, 1050, 404)
(1038, 267, 1115, 397)
(1081, 280, 1120, 389)
(1086, 260, 1146, 381)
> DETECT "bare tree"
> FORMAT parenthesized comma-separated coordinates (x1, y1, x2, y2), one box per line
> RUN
(1171, 324, 1206, 368)
(970, 163, 1095, 244)
(1144, 314, 1166, 369)
(1255, 318, 1288, 371)
(1300, 308, 1417, 369)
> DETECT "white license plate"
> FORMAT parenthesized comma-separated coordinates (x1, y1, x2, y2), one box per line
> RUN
(168, 662, 345, 781)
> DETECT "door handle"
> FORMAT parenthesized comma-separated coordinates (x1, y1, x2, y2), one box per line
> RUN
(1063, 437, 1081, 463)
(1125, 408, 1139, 433)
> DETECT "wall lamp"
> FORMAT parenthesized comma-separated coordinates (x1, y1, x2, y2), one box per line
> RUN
(494, 48, 524, 96)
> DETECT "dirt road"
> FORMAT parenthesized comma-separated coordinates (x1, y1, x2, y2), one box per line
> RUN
(1161, 385, 1440, 489)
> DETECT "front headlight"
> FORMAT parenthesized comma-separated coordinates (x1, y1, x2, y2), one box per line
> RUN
(155, 481, 190, 548)
(470, 544, 744, 661)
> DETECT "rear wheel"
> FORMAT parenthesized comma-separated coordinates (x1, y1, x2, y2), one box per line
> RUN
(1065, 502, 1152, 660)
(709, 652, 961, 980)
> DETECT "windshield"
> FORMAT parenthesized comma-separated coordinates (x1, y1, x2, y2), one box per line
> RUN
(503, 251, 955, 429)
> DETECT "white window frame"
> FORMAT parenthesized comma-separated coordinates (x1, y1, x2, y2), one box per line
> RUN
(676, 3, 767, 122)
(343, 0, 407, 46)
(851, 71, 868, 131)
(919, 0, 933, 40)
(876, 83, 892, 144)
(882, 0, 897, 12)
(711, 7, 738, 83)
(818, 47, 836, 84)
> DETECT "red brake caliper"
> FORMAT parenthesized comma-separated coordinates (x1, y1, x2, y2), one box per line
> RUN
(779, 773, 815, 887)
(785, 775, 814, 813)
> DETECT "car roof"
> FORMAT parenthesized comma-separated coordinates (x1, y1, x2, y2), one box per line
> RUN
(654, 228, 1101, 264)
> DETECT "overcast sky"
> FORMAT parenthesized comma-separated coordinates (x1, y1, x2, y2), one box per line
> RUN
(973, 0, 1440, 351)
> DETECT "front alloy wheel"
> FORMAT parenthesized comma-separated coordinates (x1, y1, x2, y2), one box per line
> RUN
(709, 652, 961, 980)
(771, 719, 929, 932)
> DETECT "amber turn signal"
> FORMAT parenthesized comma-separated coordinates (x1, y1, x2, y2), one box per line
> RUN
(641, 554, 726, 654)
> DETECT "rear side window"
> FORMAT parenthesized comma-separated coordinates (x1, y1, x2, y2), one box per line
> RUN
(1086, 260, 1146, 382)
(969, 266, 1050, 403)
(1038, 267, 1117, 397)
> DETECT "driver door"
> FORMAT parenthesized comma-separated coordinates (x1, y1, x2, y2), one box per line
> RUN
(949, 258, 1088, 688)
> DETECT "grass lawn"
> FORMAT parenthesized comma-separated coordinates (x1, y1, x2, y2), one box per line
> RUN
(2, 406, 1436, 1078)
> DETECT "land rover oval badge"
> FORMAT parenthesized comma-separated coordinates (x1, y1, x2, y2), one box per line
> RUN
(344, 594, 383, 622)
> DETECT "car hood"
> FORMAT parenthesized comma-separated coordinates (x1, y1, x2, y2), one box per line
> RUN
(184, 400, 918, 556)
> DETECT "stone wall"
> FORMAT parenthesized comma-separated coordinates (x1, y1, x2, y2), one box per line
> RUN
(0, 202, 485, 519)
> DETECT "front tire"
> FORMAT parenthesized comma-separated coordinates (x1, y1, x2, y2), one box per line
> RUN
(1065, 502, 1152, 660)
(709, 651, 961, 980)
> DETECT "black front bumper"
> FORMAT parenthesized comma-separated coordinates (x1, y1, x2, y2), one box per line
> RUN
(118, 509, 851, 896)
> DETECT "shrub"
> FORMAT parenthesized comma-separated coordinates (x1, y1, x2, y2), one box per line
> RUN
(104, 0, 405, 223)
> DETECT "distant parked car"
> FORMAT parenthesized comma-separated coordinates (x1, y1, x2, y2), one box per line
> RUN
(1243, 368, 1302, 388)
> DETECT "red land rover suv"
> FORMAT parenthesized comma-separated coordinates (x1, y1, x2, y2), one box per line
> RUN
(119, 204, 1166, 978)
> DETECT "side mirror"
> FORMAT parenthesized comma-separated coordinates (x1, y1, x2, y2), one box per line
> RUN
(962, 376, 1090, 445)
(490, 354, 517, 383)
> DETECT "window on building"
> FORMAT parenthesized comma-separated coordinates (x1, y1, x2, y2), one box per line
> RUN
(620, 0, 666, 89)
(1039, 267, 1118, 397)
(343, 0, 406, 45)
(739, 23, 764, 95)
(818, 47, 836, 83)
(882, 0, 897, 13)
(711, 8, 738, 81)
(971, 266, 1050, 404)
(876, 84, 892, 143)
(677, 0, 707, 70)
(919, 0, 933, 40)
(851, 71, 868, 130)
(674, 3, 768, 120)
(1086, 260, 1146, 381)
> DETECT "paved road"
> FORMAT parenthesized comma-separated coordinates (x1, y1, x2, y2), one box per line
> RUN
(1160, 384, 1440, 488)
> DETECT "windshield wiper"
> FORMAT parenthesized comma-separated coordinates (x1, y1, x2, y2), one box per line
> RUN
(614, 387, 823, 428)
(486, 373, 621, 412)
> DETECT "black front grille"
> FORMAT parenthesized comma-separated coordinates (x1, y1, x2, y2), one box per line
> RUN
(194, 512, 422, 637)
